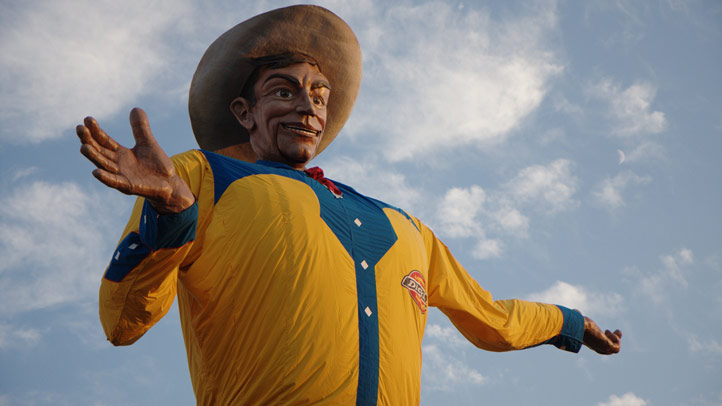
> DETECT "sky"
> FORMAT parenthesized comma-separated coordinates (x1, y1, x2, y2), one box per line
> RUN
(0, 0, 720, 405)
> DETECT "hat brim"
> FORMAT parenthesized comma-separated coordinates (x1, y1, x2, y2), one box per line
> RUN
(188, 5, 362, 158)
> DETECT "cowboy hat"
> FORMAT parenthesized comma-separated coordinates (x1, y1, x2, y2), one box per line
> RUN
(188, 5, 362, 157)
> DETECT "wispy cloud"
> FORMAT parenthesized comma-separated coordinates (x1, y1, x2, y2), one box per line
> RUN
(320, 155, 422, 212)
(0, 322, 42, 349)
(421, 344, 486, 391)
(597, 392, 649, 406)
(472, 238, 504, 260)
(433, 159, 576, 259)
(425, 323, 469, 348)
(0, 0, 198, 144)
(687, 334, 722, 356)
(10, 167, 40, 182)
(0, 181, 125, 315)
(343, 0, 563, 161)
(588, 79, 667, 137)
(591, 170, 652, 210)
(526, 281, 624, 316)
(638, 248, 694, 304)
(622, 141, 665, 164)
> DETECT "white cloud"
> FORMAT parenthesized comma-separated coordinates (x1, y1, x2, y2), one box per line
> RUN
(425, 324, 468, 347)
(0, 181, 124, 314)
(345, 0, 563, 161)
(527, 281, 624, 316)
(503, 159, 578, 213)
(589, 79, 667, 136)
(592, 170, 651, 210)
(0, 0, 195, 144)
(437, 186, 486, 238)
(421, 344, 486, 391)
(491, 206, 529, 237)
(639, 248, 694, 304)
(319, 155, 422, 211)
(597, 392, 649, 406)
(432, 159, 576, 259)
(472, 238, 504, 260)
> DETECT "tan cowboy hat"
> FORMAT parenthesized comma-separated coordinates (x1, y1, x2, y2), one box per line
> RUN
(188, 5, 362, 157)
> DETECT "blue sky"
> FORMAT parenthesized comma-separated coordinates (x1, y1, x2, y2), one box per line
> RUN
(1, 0, 720, 405)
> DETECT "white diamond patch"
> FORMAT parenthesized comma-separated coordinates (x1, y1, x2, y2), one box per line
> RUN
(360, 260, 368, 269)
(364, 307, 372, 317)
(354, 218, 362, 227)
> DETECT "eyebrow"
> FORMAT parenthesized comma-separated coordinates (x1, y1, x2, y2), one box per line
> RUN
(263, 73, 331, 91)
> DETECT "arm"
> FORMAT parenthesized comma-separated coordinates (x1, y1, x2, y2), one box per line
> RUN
(99, 196, 198, 345)
(77, 109, 205, 345)
(417, 219, 621, 354)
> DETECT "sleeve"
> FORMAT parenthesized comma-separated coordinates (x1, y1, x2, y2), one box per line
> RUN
(99, 150, 209, 346)
(415, 219, 584, 353)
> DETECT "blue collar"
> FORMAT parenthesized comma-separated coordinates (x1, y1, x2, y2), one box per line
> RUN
(255, 160, 303, 171)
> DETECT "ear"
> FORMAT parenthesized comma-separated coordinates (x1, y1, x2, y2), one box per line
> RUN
(230, 97, 255, 132)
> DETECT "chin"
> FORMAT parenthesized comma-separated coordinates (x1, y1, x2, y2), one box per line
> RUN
(282, 145, 317, 165)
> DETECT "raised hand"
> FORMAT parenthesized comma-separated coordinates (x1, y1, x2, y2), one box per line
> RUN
(77, 108, 195, 214)
(583, 316, 622, 355)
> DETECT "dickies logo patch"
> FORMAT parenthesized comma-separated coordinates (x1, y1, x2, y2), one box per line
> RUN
(401, 270, 427, 313)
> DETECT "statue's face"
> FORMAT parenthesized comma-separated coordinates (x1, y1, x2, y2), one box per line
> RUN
(231, 63, 330, 169)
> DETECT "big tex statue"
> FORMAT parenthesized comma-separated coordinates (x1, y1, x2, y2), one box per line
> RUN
(77, 5, 622, 406)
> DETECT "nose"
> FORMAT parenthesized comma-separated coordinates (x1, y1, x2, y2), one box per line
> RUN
(295, 92, 316, 116)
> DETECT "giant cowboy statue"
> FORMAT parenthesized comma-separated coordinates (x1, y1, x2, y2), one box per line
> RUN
(77, 5, 622, 405)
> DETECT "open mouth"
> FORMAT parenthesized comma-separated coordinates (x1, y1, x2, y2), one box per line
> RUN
(282, 124, 319, 137)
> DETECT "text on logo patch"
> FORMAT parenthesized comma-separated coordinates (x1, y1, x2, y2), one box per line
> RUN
(401, 270, 427, 313)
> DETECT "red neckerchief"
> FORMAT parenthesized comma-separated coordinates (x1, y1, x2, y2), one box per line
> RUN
(304, 167, 342, 197)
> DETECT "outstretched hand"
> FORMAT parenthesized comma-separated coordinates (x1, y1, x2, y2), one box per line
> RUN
(583, 316, 622, 355)
(77, 108, 195, 214)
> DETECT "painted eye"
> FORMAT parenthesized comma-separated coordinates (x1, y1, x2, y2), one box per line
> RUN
(275, 89, 292, 98)
(313, 96, 326, 106)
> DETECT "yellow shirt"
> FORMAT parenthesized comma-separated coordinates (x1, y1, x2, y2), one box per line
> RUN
(99, 150, 583, 405)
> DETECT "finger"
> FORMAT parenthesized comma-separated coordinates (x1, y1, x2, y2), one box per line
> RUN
(129, 107, 156, 147)
(81, 143, 120, 174)
(92, 169, 133, 195)
(84, 116, 120, 152)
(76, 124, 101, 150)
(605, 330, 621, 345)
(79, 119, 120, 166)
(602, 330, 621, 354)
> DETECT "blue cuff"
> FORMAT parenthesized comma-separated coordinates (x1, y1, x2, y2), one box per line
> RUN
(545, 305, 585, 353)
(139, 200, 198, 250)
(104, 232, 152, 282)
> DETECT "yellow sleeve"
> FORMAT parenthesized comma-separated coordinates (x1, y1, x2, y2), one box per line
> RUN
(99, 150, 210, 346)
(416, 219, 583, 352)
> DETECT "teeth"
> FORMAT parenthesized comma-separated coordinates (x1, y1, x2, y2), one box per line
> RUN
(285, 125, 316, 135)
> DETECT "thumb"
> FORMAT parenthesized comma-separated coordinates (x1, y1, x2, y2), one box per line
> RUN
(129, 107, 156, 147)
